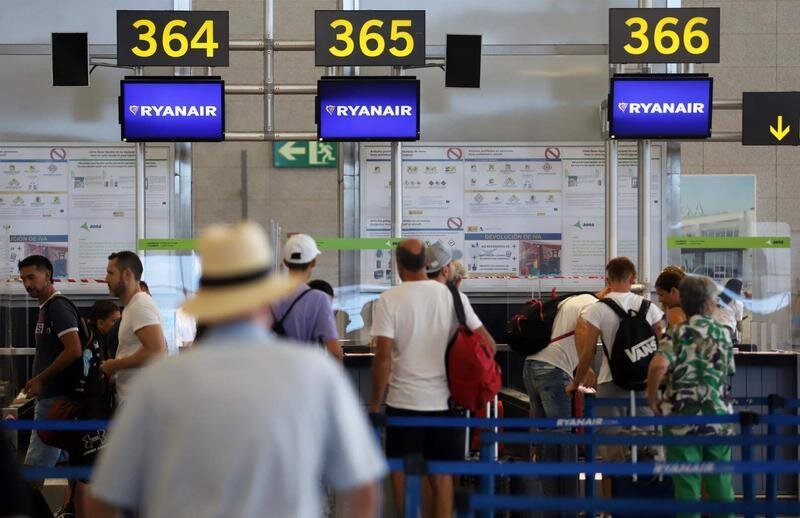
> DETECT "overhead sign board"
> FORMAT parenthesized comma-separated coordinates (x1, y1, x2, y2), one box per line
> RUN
(316, 77, 420, 142)
(609, 8, 720, 64)
(120, 77, 225, 142)
(609, 75, 713, 140)
(742, 92, 800, 146)
(117, 10, 229, 66)
(314, 10, 425, 66)
(273, 141, 338, 168)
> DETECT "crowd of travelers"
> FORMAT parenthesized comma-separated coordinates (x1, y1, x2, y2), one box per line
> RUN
(4, 221, 746, 518)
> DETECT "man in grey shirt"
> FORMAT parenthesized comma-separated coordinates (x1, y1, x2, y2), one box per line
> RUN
(89, 222, 386, 518)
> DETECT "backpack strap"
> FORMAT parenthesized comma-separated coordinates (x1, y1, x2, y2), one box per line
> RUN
(637, 299, 651, 320)
(598, 297, 628, 320)
(276, 287, 313, 326)
(43, 294, 89, 343)
(447, 282, 467, 328)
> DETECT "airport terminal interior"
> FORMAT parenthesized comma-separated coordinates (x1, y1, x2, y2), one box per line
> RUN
(3, 0, 800, 517)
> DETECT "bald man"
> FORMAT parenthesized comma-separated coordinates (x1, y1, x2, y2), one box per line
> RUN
(369, 239, 495, 517)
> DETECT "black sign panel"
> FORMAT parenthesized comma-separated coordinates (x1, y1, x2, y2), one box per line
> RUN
(117, 10, 229, 67)
(742, 92, 800, 146)
(315, 10, 425, 66)
(609, 8, 720, 64)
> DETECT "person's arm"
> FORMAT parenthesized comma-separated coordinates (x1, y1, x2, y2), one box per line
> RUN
(369, 336, 392, 413)
(566, 317, 600, 394)
(337, 481, 380, 518)
(86, 498, 125, 518)
(326, 339, 344, 362)
(25, 330, 81, 397)
(651, 320, 664, 338)
(101, 324, 164, 377)
(646, 353, 670, 414)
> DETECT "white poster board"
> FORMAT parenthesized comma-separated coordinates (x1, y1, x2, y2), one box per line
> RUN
(0, 143, 171, 289)
(359, 142, 662, 291)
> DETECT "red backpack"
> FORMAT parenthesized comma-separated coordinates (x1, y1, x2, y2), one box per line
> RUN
(444, 283, 502, 411)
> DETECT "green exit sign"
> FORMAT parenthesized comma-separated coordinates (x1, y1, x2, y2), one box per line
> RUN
(273, 141, 338, 168)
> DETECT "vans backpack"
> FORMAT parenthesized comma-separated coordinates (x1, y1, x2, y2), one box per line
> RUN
(506, 292, 593, 356)
(444, 283, 502, 412)
(599, 298, 658, 391)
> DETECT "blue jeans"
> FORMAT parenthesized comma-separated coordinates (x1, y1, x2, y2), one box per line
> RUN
(522, 359, 578, 518)
(24, 397, 66, 467)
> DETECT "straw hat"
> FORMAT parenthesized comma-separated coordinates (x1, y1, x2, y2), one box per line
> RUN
(181, 222, 298, 323)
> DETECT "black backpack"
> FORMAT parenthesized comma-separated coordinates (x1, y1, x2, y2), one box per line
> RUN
(506, 292, 593, 356)
(271, 288, 313, 337)
(43, 295, 112, 403)
(599, 298, 658, 391)
(40, 296, 115, 467)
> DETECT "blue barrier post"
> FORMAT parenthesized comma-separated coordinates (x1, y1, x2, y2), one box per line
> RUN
(739, 411, 758, 518)
(478, 432, 494, 518)
(766, 395, 784, 518)
(403, 454, 426, 518)
(583, 393, 596, 518)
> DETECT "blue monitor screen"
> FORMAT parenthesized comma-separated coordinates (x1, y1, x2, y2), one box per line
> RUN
(120, 78, 225, 142)
(317, 77, 420, 141)
(609, 76, 712, 139)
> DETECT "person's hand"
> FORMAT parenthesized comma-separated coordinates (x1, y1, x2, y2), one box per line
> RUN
(100, 360, 117, 378)
(647, 393, 662, 415)
(583, 369, 596, 389)
(24, 377, 42, 398)
(565, 381, 579, 395)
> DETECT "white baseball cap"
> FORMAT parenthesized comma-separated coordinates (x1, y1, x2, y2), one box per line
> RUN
(283, 234, 321, 264)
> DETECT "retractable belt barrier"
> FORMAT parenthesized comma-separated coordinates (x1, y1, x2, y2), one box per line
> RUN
(7, 395, 799, 518)
(373, 394, 800, 518)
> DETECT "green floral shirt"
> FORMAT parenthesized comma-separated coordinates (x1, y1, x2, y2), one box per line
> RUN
(658, 314, 736, 436)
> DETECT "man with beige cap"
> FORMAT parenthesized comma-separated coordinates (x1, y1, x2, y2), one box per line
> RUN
(88, 222, 386, 518)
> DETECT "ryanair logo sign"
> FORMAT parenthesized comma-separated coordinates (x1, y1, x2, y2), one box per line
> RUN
(617, 102, 706, 114)
(128, 105, 218, 117)
(324, 104, 413, 117)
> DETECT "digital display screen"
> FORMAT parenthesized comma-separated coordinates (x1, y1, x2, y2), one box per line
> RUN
(317, 77, 420, 141)
(609, 75, 713, 139)
(120, 78, 225, 142)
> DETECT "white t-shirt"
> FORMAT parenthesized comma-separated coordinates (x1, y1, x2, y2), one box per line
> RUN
(371, 280, 483, 411)
(580, 292, 664, 385)
(116, 292, 165, 399)
(527, 294, 598, 378)
(713, 299, 744, 338)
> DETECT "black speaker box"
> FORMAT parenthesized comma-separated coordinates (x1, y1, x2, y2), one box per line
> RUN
(446, 34, 482, 88)
(52, 33, 89, 86)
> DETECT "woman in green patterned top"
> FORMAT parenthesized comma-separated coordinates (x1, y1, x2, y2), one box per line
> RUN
(646, 274, 735, 518)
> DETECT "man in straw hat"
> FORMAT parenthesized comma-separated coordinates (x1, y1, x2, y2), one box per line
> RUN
(88, 222, 386, 518)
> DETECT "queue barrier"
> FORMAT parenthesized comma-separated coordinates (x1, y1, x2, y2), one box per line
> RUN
(378, 394, 800, 518)
(5, 395, 799, 517)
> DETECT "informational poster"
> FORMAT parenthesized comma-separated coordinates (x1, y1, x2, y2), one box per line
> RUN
(359, 143, 662, 290)
(0, 144, 171, 283)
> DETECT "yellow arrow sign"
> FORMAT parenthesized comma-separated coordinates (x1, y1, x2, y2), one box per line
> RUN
(770, 115, 791, 141)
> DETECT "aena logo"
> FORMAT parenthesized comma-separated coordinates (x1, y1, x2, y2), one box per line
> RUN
(80, 222, 102, 231)
(128, 105, 218, 117)
(618, 101, 705, 114)
(325, 105, 413, 117)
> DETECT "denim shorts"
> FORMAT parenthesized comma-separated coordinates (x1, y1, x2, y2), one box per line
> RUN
(24, 397, 67, 467)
